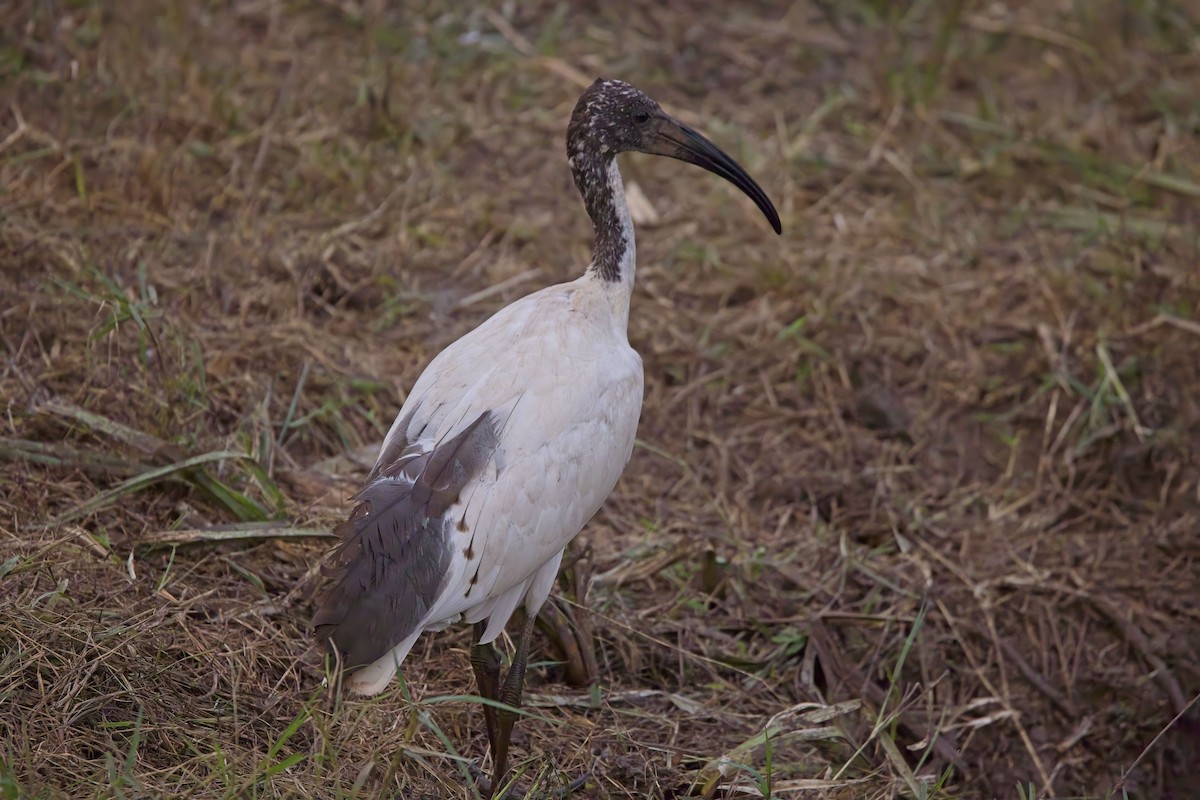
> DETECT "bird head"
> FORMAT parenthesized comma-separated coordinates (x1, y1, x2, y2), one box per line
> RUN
(567, 78, 782, 235)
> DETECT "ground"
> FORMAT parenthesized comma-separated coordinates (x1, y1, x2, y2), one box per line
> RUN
(2, 1, 1199, 798)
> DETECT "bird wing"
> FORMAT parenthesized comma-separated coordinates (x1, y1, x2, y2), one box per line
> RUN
(311, 412, 499, 668)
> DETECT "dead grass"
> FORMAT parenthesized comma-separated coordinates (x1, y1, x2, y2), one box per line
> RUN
(3, 1, 1199, 798)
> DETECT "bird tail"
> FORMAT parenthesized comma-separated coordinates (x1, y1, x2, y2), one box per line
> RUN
(346, 630, 422, 695)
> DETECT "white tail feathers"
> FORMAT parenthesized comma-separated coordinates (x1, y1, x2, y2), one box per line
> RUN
(346, 630, 421, 695)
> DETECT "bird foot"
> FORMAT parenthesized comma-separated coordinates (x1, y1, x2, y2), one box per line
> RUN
(469, 763, 589, 799)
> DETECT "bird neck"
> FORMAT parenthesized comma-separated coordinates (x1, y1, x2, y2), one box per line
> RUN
(573, 155, 637, 291)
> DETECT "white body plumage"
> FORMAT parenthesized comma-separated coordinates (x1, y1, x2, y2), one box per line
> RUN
(347, 168, 643, 694)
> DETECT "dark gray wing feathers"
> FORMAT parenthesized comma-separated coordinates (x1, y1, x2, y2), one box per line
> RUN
(312, 411, 498, 669)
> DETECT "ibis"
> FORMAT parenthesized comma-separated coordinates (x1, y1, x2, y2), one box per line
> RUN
(312, 78, 781, 795)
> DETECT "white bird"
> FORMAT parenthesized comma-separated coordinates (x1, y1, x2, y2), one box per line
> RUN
(312, 77, 781, 795)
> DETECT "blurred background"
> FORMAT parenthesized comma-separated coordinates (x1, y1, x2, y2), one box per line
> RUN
(2, 1, 1198, 798)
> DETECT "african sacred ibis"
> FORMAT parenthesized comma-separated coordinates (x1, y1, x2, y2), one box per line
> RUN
(312, 78, 781, 795)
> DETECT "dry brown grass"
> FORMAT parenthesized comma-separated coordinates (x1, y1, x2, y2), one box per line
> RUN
(3, 1, 1199, 798)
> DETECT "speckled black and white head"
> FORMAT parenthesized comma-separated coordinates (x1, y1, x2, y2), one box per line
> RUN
(567, 79, 665, 164)
(566, 78, 781, 283)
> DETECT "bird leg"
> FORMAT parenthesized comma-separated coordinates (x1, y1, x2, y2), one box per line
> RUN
(470, 621, 501, 756)
(474, 613, 590, 799)
(490, 611, 536, 796)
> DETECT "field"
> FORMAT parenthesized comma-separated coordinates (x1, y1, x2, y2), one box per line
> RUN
(2, 1, 1199, 798)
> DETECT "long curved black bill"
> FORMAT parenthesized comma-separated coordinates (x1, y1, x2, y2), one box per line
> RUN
(643, 113, 782, 235)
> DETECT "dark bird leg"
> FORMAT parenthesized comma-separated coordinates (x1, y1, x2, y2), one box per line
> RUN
(470, 621, 501, 756)
(490, 611, 536, 796)
(471, 614, 590, 799)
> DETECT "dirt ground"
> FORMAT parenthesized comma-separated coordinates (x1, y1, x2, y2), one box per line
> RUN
(2, 1, 1199, 798)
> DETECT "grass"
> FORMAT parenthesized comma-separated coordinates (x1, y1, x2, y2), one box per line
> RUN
(3, 0, 1199, 798)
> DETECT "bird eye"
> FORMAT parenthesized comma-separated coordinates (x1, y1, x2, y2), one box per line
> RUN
(633, 110, 651, 124)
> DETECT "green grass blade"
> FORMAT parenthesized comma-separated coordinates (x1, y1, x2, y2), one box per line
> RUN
(46, 451, 262, 527)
